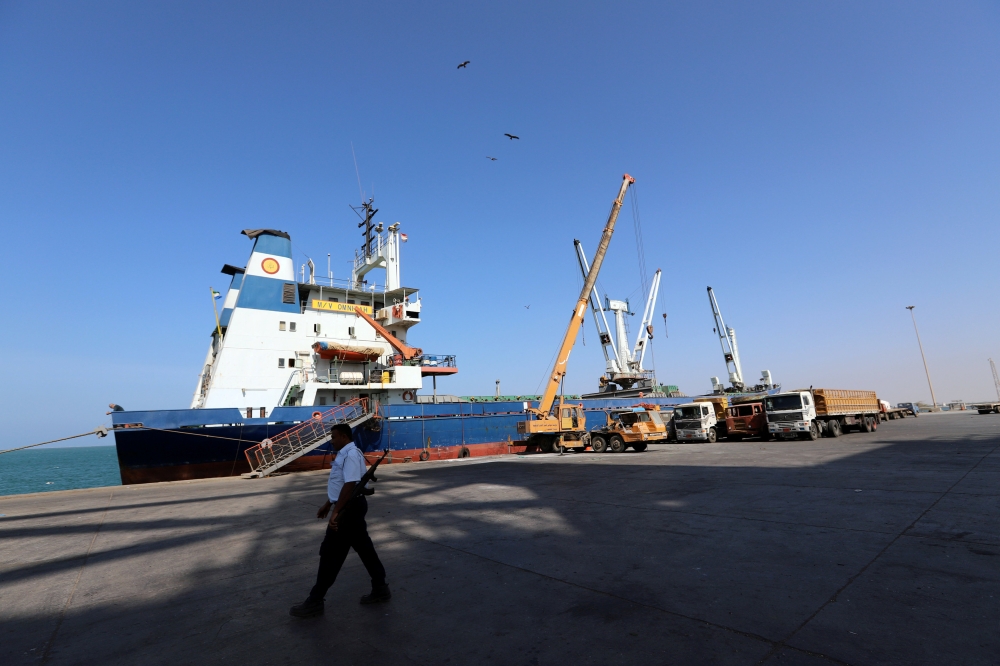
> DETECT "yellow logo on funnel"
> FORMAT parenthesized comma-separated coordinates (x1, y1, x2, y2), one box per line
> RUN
(261, 258, 280, 274)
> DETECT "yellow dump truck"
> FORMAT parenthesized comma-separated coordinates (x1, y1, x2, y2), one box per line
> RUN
(764, 389, 881, 440)
(589, 405, 669, 453)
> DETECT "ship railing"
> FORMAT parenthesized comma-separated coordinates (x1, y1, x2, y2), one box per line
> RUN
(242, 397, 379, 478)
(390, 354, 456, 368)
(297, 274, 385, 291)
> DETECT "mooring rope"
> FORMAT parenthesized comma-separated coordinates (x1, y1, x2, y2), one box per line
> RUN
(0, 428, 108, 455)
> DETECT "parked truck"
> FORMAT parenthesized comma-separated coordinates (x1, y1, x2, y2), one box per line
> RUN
(765, 389, 881, 440)
(725, 398, 767, 440)
(590, 405, 669, 453)
(972, 402, 1000, 414)
(673, 397, 728, 442)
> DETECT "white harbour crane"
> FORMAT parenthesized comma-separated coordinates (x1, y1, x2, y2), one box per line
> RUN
(991, 358, 1000, 401)
(707, 286, 744, 391)
(575, 239, 661, 392)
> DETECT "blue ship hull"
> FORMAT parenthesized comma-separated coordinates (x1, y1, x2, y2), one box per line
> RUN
(111, 396, 706, 484)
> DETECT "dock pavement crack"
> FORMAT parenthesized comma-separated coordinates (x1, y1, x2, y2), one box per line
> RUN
(754, 441, 1000, 665)
(40, 489, 115, 665)
(386, 526, 849, 665)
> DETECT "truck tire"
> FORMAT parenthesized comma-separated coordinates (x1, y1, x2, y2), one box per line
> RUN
(806, 422, 820, 440)
(609, 435, 626, 453)
(827, 420, 842, 438)
(632, 442, 648, 452)
(870, 417, 878, 432)
(539, 437, 554, 453)
(707, 427, 717, 443)
(861, 417, 873, 433)
(591, 435, 608, 453)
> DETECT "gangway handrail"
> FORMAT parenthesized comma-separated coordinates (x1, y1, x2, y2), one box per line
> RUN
(242, 398, 378, 477)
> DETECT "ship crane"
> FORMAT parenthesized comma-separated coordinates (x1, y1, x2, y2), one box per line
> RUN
(575, 241, 660, 391)
(707, 286, 745, 392)
(518, 174, 634, 452)
(991, 358, 1000, 402)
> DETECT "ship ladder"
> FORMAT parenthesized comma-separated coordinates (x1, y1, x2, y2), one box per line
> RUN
(241, 398, 378, 478)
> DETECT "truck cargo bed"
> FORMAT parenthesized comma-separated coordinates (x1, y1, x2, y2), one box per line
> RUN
(812, 389, 879, 416)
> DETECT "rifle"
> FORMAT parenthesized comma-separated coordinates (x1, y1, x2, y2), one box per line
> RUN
(350, 448, 389, 501)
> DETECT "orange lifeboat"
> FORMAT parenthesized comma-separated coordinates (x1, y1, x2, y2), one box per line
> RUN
(312, 341, 383, 362)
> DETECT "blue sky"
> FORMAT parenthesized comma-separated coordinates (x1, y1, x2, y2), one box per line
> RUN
(2, 1, 999, 447)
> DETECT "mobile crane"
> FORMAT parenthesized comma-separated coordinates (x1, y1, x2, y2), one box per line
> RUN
(518, 174, 635, 452)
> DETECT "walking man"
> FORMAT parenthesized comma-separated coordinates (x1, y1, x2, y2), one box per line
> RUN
(290, 423, 390, 617)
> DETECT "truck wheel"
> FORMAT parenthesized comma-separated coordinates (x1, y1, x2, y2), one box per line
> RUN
(609, 435, 626, 453)
(707, 427, 717, 443)
(827, 420, 842, 438)
(870, 417, 878, 431)
(539, 437, 554, 453)
(807, 422, 820, 440)
(632, 442, 648, 452)
(861, 417, 873, 433)
(591, 436, 608, 453)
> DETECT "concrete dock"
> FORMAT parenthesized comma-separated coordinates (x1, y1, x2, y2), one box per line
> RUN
(2, 413, 998, 665)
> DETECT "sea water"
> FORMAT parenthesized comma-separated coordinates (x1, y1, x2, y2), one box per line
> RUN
(0, 446, 121, 496)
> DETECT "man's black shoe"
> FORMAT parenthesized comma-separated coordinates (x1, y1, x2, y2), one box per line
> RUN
(289, 597, 324, 617)
(359, 584, 391, 604)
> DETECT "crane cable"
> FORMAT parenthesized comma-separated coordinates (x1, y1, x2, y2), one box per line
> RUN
(629, 185, 657, 377)
(0, 427, 110, 455)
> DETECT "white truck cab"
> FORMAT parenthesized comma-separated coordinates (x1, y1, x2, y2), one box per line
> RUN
(673, 402, 719, 442)
(764, 391, 816, 438)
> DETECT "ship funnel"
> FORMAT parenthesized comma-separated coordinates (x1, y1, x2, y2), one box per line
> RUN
(236, 229, 298, 313)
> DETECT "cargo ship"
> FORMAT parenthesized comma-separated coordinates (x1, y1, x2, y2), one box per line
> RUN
(110, 197, 772, 484)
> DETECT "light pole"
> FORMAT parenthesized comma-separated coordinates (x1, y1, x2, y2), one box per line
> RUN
(906, 306, 937, 408)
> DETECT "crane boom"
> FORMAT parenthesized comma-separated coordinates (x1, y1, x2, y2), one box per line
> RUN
(991, 358, 1000, 402)
(530, 174, 634, 417)
(632, 268, 661, 370)
(707, 286, 744, 389)
(575, 239, 620, 372)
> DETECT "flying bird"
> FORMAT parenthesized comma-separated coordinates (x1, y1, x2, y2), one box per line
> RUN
(524, 305, 530, 309)
(486, 156, 497, 161)
(504, 133, 519, 140)
(457, 61, 470, 69)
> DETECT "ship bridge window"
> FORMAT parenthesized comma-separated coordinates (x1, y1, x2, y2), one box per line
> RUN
(288, 358, 296, 368)
(289, 322, 296, 332)
(279, 321, 286, 331)
(278, 358, 285, 368)
(406, 311, 420, 319)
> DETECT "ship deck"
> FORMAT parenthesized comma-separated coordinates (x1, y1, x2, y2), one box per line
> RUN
(2, 412, 998, 665)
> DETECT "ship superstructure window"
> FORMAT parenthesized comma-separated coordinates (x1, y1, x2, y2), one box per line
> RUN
(348, 326, 355, 337)
(314, 324, 321, 334)
(282, 283, 296, 304)
(288, 358, 296, 368)
(278, 358, 285, 368)
(347, 299, 355, 304)
(279, 321, 286, 331)
(289, 322, 296, 332)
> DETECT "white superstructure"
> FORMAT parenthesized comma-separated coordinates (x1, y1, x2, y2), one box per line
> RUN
(191, 214, 453, 414)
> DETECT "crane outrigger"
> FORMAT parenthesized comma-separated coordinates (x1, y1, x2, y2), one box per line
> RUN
(518, 174, 635, 452)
